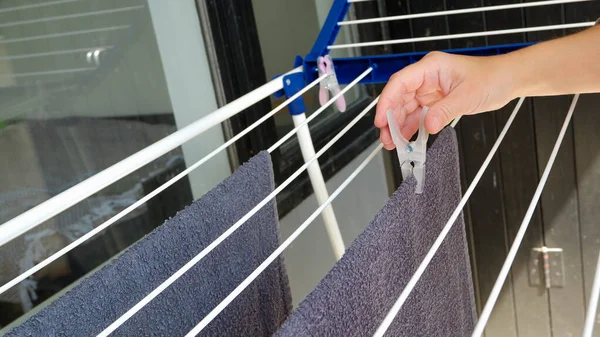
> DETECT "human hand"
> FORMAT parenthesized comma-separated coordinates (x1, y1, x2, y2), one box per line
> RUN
(374, 51, 516, 150)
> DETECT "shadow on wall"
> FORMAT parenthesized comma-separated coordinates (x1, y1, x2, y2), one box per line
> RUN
(457, 93, 600, 337)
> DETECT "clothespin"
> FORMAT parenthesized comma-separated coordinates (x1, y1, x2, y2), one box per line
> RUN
(317, 55, 346, 112)
(387, 106, 430, 194)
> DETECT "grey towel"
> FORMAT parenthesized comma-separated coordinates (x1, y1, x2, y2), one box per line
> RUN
(274, 127, 477, 337)
(5, 150, 292, 337)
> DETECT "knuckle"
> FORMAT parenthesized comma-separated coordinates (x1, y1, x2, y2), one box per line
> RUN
(389, 72, 403, 84)
(423, 51, 448, 64)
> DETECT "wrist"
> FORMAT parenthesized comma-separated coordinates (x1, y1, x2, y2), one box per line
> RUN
(485, 52, 527, 105)
(507, 50, 528, 100)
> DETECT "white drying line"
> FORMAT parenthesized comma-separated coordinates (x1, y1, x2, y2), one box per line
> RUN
(96, 68, 373, 337)
(373, 97, 526, 337)
(186, 98, 381, 337)
(0, 68, 95, 78)
(0, 66, 301, 249)
(0, 74, 327, 299)
(0, 46, 114, 61)
(584, 249, 600, 337)
(0, 26, 131, 45)
(471, 94, 580, 337)
(340, 0, 592, 26)
(0, 6, 144, 29)
(329, 22, 595, 50)
(450, 116, 462, 128)
(267, 68, 372, 152)
(0, 0, 79, 13)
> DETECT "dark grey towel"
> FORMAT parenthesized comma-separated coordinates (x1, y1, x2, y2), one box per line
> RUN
(274, 127, 477, 337)
(5, 150, 292, 337)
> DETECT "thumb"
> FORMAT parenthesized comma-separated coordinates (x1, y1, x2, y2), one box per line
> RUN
(424, 87, 470, 134)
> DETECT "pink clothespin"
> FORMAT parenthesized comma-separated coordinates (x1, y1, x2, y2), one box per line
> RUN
(317, 55, 346, 112)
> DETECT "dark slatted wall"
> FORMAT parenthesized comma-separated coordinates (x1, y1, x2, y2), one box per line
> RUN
(368, 0, 600, 335)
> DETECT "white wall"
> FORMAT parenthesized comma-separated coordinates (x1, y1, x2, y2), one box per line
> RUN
(279, 142, 390, 306)
(147, 0, 231, 199)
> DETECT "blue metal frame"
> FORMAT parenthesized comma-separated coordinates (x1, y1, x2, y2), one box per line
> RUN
(305, 0, 352, 64)
(275, 0, 537, 111)
(303, 42, 536, 85)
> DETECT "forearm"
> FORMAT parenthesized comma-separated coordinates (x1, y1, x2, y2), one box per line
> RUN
(500, 22, 600, 99)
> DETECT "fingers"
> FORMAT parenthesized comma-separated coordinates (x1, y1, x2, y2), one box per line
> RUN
(379, 106, 406, 150)
(380, 105, 424, 150)
(400, 106, 422, 141)
(425, 86, 468, 134)
(374, 62, 427, 129)
(379, 127, 395, 150)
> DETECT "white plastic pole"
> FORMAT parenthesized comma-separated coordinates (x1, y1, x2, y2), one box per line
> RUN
(471, 94, 580, 337)
(340, 0, 592, 25)
(292, 113, 345, 259)
(0, 67, 301, 248)
(329, 22, 595, 49)
(584, 250, 600, 337)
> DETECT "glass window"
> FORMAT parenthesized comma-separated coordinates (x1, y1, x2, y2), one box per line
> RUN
(0, 0, 197, 327)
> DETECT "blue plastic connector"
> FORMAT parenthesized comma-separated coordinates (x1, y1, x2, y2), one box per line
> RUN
(302, 42, 535, 85)
(273, 55, 308, 116)
(282, 72, 307, 115)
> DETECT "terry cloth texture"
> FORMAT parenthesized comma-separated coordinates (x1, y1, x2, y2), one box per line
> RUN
(274, 126, 477, 337)
(0, 118, 188, 308)
(5, 150, 292, 337)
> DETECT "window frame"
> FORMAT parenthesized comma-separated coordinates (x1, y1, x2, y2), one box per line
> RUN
(196, 0, 388, 217)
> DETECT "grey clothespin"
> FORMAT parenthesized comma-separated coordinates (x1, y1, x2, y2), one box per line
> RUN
(386, 106, 430, 194)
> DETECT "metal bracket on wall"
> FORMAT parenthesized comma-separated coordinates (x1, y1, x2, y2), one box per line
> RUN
(529, 247, 565, 289)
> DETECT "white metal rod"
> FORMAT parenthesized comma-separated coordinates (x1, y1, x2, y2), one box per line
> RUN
(96, 69, 371, 337)
(0, 46, 114, 61)
(584, 250, 600, 337)
(0, 6, 144, 29)
(329, 22, 595, 49)
(0, 67, 95, 78)
(187, 124, 383, 336)
(471, 94, 580, 337)
(292, 113, 345, 259)
(450, 116, 462, 128)
(0, 73, 324, 299)
(0, 67, 302, 249)
(0, 0, 79, 13)
(340, 0, 592, 25)
(267, 68, 373, 153)
(373, 97, 526, 337)
(0, 26, 130, 45)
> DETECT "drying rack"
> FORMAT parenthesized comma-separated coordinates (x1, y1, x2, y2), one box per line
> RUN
(0, 0, 598, 336)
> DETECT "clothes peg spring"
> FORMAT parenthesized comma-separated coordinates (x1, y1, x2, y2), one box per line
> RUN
(317, 55, 346, 112)
(387, 106, 430, 194)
